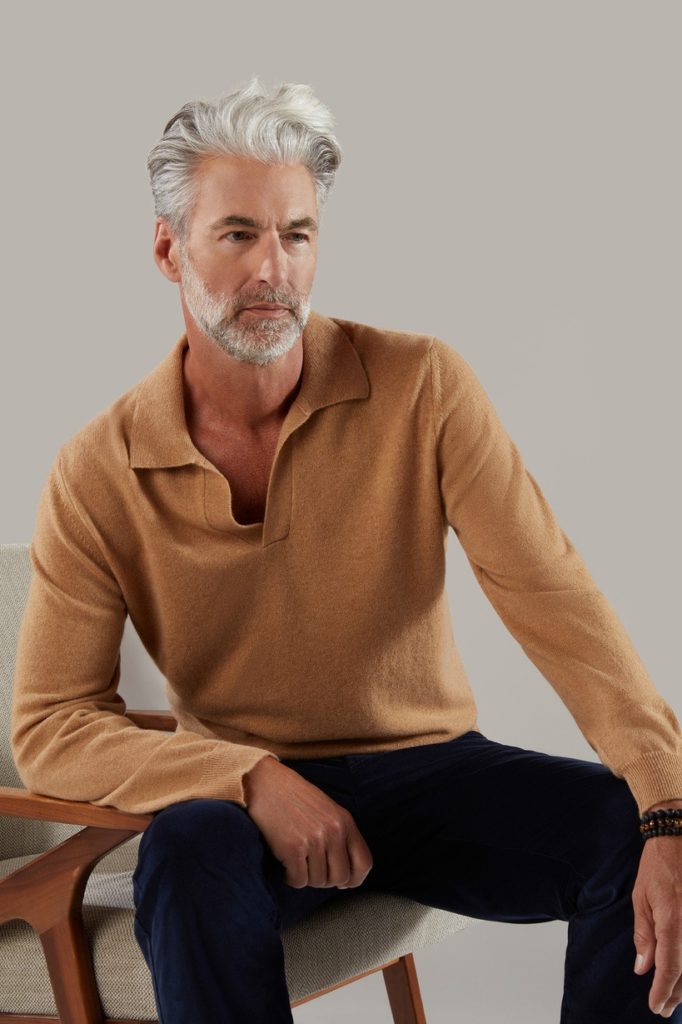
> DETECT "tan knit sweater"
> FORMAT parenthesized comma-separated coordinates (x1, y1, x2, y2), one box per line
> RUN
(10, 310, 682, 816)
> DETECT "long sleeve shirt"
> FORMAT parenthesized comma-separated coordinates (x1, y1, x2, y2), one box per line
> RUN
(10, 309, 682, 816)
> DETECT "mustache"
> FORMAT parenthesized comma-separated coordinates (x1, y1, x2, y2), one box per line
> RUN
(235, 296, 297, 312)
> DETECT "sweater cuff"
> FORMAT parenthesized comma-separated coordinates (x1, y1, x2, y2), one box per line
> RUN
(199, 743, 281, 808)
(618, 750, 682, 816)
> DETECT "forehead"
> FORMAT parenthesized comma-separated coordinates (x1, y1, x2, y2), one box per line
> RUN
(190, 154, 318, 222)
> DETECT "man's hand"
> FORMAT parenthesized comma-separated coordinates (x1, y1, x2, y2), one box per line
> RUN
(242, 756, 374, 890)
(632, 799, 682, 1018)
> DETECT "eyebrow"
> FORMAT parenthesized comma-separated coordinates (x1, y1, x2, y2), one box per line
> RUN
(209, 214, 319, 233)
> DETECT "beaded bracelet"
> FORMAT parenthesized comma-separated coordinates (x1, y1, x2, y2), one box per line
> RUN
(639, 807, 682, 842)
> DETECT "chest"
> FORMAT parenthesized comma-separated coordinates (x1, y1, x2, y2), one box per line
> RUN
(192, 428, 279, 527)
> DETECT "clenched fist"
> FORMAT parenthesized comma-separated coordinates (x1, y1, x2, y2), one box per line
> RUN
(243, 756, 374, 890)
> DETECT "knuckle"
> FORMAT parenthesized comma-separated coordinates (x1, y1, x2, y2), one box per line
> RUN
(632, 885, 651, 908)
(282, 840, 301, 861)
(631, 891, 647, 911)
(655, 921, 680, 942)
(285, 847, 307, 872)
(284, 864, 305, 888)
(308, 826, 326, 848)
(327, 816, 344, 838)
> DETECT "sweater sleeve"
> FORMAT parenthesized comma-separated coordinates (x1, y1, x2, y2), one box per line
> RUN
(430, 336, 682, 815)
(10, 453, 279, 815)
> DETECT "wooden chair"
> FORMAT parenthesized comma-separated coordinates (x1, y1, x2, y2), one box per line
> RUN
(0, 542, 474, 1022)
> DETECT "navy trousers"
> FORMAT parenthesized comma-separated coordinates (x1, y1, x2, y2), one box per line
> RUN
(131, 730, 680, 1022)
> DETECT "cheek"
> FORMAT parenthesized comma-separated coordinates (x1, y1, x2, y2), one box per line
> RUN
(206, 269, 240, 299)
(297, 259, 317, 289)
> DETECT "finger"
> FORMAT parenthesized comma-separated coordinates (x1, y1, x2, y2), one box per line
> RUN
(345, 825, 374, 888)
(284, 850, 310, 889)
(648, 923, 682, 1016)
(658, 995, 681, 1020)
(283, 838, 316, 889)
(633, 900, 656, 976)
(650, 963, 678, 1015)
(324, 821, 353, 888)
(658, 988, 682, 1020)
(655, 995, 675, 1019)
(306, 832, 332, 888)
(634, 949, 655, 976)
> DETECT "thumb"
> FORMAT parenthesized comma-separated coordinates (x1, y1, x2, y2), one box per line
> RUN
(633, 908, 656, 975)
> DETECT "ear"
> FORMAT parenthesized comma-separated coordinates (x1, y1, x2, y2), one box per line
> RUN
(153, 218, 182, 283)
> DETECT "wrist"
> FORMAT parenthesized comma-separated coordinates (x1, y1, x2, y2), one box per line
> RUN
(639, 802, 682, 842)
(243, 754, 280, 805)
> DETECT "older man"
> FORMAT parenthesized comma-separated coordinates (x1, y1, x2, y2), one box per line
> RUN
(11, 77, 682, 1021)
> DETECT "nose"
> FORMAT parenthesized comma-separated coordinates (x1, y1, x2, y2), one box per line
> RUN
(251, 231, 288, 290)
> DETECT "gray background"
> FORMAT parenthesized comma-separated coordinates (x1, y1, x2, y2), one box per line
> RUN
(2, 1, 680, 1021)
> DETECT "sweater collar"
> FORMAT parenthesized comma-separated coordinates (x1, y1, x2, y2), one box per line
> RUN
(129, 308, 370, 469)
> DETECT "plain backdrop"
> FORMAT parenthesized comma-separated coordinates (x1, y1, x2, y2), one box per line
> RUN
(2, 2, 680, 1021)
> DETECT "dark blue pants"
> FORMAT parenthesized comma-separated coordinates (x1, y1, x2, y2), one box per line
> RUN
(131, 730, 679, 1022)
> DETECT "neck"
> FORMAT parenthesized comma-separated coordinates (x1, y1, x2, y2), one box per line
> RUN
(181, 331, 304, 438)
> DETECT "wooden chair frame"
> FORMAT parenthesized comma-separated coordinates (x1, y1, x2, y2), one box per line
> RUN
(0, 709, 427, 1024)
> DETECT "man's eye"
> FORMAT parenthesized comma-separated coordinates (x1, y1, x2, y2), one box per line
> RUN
(220, 232, 309, 242)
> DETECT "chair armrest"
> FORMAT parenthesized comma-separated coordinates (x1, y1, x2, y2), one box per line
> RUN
(0, 709, 175, 988)
(126, 708, 177, 731)
(0, 787, 153, 831)
(0, 787, 151, 935)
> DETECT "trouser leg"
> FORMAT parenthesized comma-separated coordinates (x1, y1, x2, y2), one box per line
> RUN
(341, 730, 681, 1023)
(131, 796, 346, 1023)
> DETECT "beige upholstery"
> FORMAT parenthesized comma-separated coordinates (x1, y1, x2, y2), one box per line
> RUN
(0, 542, 473, 1020)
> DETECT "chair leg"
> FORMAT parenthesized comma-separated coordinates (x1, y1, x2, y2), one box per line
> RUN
(39, 912, 104, 1024)
(382, 952, 428, 1024)
(0, 824, 137, 1024)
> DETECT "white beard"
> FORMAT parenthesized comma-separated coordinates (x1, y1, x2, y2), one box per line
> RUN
(179, 247, 311, 367)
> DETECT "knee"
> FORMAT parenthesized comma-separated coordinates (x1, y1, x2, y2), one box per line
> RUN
(137, 797, 264, 872)
(594, 776, 641, 858)
(577, 776, 643, 909)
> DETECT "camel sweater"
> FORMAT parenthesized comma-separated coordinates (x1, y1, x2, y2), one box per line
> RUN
(10, 310, 682, 817)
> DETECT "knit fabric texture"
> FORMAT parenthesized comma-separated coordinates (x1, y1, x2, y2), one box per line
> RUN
(10, 309, 682, 815)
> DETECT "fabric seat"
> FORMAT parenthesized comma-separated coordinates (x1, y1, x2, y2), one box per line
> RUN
(0, 542, 474, 1022)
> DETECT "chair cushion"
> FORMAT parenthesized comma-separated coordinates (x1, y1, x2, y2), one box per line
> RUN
(0, 839, 474, 1017)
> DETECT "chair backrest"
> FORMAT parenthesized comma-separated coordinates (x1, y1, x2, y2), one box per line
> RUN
(0, 543, 81, 859)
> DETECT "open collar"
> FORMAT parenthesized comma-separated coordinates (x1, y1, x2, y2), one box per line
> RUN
(129, 308, 370, 470)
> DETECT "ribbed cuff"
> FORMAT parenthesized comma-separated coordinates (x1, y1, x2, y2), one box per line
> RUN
(618, 750, 682, 815)
(199, 743, 281, 808)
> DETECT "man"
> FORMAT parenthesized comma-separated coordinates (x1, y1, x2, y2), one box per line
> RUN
(10, 77, 682, 1021)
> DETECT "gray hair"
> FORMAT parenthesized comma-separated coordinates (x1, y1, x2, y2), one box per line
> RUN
(147, 76, 342, 241)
